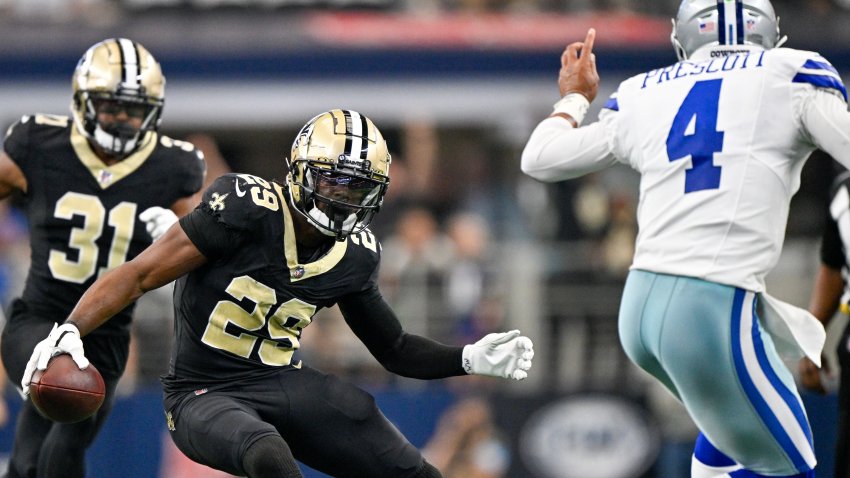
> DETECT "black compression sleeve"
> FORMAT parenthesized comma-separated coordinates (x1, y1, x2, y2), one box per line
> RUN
(338, 287, 466, 379)
(821, 214, 845, 270)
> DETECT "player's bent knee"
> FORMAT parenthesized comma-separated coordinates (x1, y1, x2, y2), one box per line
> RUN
(242, 434, 303, 478)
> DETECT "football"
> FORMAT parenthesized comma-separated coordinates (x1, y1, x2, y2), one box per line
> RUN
(29, 354, 105, 424)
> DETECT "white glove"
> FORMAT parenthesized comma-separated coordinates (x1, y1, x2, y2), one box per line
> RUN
(21, 323, 89, 395)
(462, 329, 534, 380)
(139, 206, 178, 242)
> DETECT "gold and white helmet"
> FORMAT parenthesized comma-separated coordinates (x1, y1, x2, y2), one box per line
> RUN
(71, 38, 165, 158)
(286, 109, 391, 241)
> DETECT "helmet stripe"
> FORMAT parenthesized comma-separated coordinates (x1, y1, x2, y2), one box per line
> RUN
(341, 109, 354, 161)
(717, 0, 726, 45)
(357, 115, 370, 160)
(735, 0, 745, 45)
(717, 0, 745, 46)
(116, 38, 140, 89)
(340, 110, 370, 164)
(348, 110, 365, 162)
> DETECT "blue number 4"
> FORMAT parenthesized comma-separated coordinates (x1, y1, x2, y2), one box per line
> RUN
(666, 79, 725, 193)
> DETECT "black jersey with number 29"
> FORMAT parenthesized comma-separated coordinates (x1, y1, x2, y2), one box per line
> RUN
(164, 173, 381, 392)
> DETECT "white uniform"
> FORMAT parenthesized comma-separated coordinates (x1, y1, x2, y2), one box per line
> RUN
(522, 45, 850, 476)
(523, 45, 850, 293)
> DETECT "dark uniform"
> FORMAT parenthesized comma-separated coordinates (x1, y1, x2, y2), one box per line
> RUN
(821, 171, 850, 478)
(0, 113, 204, 478)
(164, 173, 463, 477)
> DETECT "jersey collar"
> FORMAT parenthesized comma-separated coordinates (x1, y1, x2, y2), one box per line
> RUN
(273, 182, 348, 282)
(70, 126, 156, 189)
(689, 44, 766, 61)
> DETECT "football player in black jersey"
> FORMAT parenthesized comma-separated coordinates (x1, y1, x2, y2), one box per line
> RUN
(22, 109, 534, 478)
(800, 171, 850, 478)
(0, 38, 205, 478)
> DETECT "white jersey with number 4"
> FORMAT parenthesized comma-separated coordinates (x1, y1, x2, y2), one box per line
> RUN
(522, 45, 850, 292)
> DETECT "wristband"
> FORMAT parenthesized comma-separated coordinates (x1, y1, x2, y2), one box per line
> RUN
(552, 93, 590, 126)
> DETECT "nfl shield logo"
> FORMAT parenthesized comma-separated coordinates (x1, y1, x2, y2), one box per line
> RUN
(98, 169, 113, 186)
(291, 265, 305, 279)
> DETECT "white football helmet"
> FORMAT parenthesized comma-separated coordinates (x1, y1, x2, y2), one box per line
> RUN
(286, 109, 391, 241)
(671, 0, 786, 61)
(71, 38, 165, 158)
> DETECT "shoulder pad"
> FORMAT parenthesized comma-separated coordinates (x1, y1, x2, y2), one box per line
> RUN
(5, 114, 72, 141)
(4, 115, 30, 141)
(776, 48, 847, 101)
(158, 135, 206, 195)
(159, 135, 201, 156)
(347, 227, 382, 257)
(201, 173, 283, 230)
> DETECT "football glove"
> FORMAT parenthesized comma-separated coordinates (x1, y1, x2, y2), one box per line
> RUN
(140, 206, 177, 242)
(462, 330, 534, 380)
(21, 323, 89, 396)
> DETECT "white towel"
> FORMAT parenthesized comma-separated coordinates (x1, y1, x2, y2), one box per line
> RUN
(758, 292, 826, 367)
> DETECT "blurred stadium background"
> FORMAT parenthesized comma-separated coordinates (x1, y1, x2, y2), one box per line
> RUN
(0, 0, 848, 477)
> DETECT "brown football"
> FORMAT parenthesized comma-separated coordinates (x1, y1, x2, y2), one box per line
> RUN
(29, 354, 105, 423)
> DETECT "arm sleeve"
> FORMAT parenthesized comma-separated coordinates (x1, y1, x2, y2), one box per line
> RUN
(337, 286, 466, 379)
(799, 89, 850, 170)
(821, 211, 844, 270)
(521, 115, 621, 182)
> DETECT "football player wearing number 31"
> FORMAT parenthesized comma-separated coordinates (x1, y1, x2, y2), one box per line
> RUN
(0, 38, 205, 478)
(22, 109, 533, 478)
(522, 1, 850, 477)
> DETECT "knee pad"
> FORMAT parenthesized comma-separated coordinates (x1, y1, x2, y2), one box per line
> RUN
(242, 435, 302, 478)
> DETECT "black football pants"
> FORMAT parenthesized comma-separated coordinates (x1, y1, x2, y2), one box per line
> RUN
(164, 364, 425, 477)
(837, 321, 850, 478)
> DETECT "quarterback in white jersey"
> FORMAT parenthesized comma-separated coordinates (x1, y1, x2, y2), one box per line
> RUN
(522, 0, 850, 477)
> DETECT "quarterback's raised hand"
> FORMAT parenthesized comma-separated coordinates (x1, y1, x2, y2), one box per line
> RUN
(558, 28, 599, 102)
(21, 323, 89, 395)
(462, 330, 534, 380)
(140, 206, 178, 242)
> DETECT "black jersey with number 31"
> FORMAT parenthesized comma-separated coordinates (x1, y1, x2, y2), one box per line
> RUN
(3, 114, 205, 335)
(163, 173, 381, 391)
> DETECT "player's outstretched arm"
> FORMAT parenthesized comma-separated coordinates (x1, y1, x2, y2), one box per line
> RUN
(67, 223, 207, 337)
(521, 28, 617, 183)
(553, 28, 600, 126)
(339, 288, 533, 380)
(21, 224, 207, 393)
